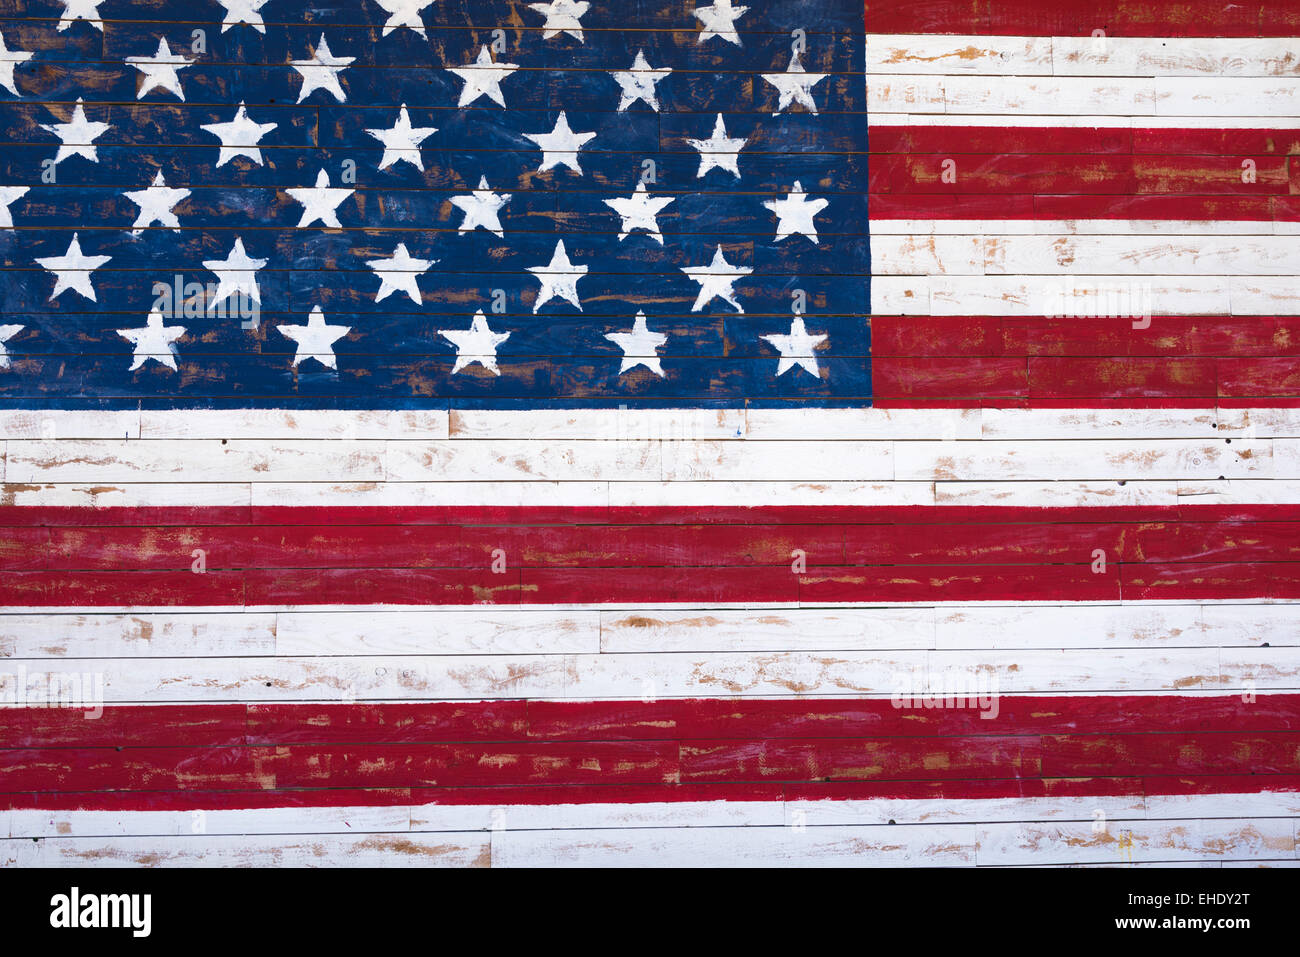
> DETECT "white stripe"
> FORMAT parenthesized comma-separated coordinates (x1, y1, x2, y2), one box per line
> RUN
(6, 408, 1295, 442)
(3, 479, 1296, 508)
(869, 112, 1300, 128)
(873, 235, 1300, 277)
(867, 75, 1300, 118)
(870, 274, 1300, 316)
(0, 437, 1287, 483)
(5, 794, 1295, 866)
(3, 646, 1293, 702)
(4, 604, 1296, 659)
(867, 34, 1300, 78)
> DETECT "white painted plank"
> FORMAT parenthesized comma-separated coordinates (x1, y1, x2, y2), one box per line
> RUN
(871, 275, 1238, 317)
(0, 483, 252, 509)
(0, 410, 139, 440)
(867, 113, 1300, 129)
(977, 818, 1296, 866)
(1157, 78, 1300, 116)
(934, 481, 1180, 508)
(6, 647, 1273, 703)
(933, 604, 1299, 650)
(251, 481, 610, 508)
(865, 35, 1300, 78)
(868, 74, 1300, 117)
(449, 408, 746, 441)
(866, 34, 1054, 76)
(140, 409, 449, 440)
(744, 408, 980, 440)
(873, 235, 1300, 277)
(0, 409, 1286, 449)
(980, 409, 1218, 440)
(3, 440, 387, 483)
(5, 832, 491, 867)
(598, 608, 936, 653)
(9, 476, 1292, 509)
(491, 823, 978, 867)
(276, 609, 601, 656)
(1217, 409, 1300, 439)
(896, 439, 1271, 482)
(0, 612, 276, 659)
(605, 481, 935, 507)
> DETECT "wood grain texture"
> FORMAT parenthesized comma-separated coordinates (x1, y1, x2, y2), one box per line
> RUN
(0, 0, 1297, 869)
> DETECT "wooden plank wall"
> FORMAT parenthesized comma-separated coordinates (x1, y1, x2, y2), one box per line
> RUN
(0, 0, 1296, 868)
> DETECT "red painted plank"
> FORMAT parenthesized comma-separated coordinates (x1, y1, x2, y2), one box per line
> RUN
(1123, 561, 1300, 599)
(871, 357, 1030, 400)
(873, 126, 1300, 158)
(7, 695, 1300, 806)
(679, 736, 1043, 782)
(864, 0, 1277, 37)
(869, 155, 1288, 196)
(1026, 357, 1219, 400)
(869, 192, 1282, 221)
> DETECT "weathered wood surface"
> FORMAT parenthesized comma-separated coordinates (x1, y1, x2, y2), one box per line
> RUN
(0, 0, 1298, 871)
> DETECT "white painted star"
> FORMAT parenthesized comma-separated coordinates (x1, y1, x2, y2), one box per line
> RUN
(762, 50, 826, 115)
(123, 170, 190, 235)
(126, 38, 193, 101)
(0, 31, 34, 96)
(0, 186, 28, 228)
(373, 0, 436, 37)
(523, 111, 596, 174)
(695, 0, 747, 46)
(366, 242, 436, 304)
(287, 169, 354, 228)
(606, 311, 667, 377)
(117, 310, 185, 371)
(292, 34, 354, 103)
(602, 182, 674, 244)
(763, 181, 829, 243)
(681, 246, 751, 313)
(610, 50, 671, 112)
(761, 317, 827, 377)
(527, 239, 587, 313)
(200, 102, 278, 166)
(447, 45, 519, 108)
(440, 310, 510, 375)
(41, 98, 111, 165)
(277, 306, 350, 370)
(366, 104, 438, 171)
(528, 0, 589, 41)
(686, 113, 746, 179)
(57, 0, 104, 32)
(35, 233, 111, 302)
(451, 176, 511, 236)
(0, 324, 23, 369)
(202, 237, 267, 311)
(216, 0, 269, 33)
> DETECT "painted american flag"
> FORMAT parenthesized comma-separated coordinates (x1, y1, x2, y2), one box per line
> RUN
(0, 0, 1297, 867)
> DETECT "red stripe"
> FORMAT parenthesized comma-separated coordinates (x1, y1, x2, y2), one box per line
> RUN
(869, 154, 1292, 196)
(864, 0, 1298, 37)
(869, 192, 1284, 222)
(3, 696, 1297, 809)
(870, 127, 1300, 157)
(871, 316, 1300, 405)
(1, 506, 1299, 604)
(868, 127, 1300, 222)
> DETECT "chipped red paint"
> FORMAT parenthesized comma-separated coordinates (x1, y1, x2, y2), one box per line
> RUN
(864, 0, 1300, 37)
(2, 506, 1300, 604)
(3, 695, 1298, 810)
